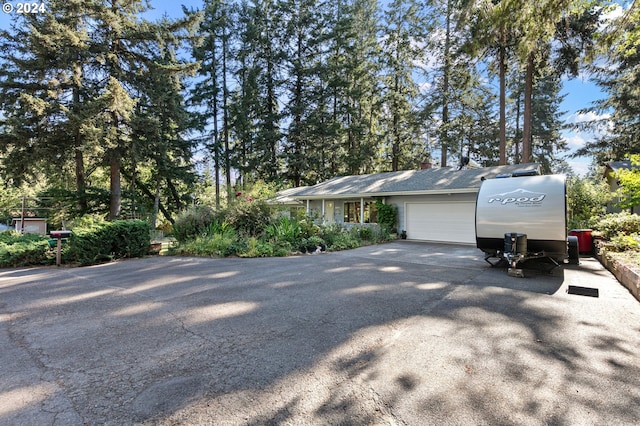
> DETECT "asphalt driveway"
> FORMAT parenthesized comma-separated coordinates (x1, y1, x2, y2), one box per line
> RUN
(1, 241, 639, 425)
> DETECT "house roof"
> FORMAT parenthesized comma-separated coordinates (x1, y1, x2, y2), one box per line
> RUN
(291, 163, 542, 200)
(268, 186, 309, 205)
(605, 160, 640, 174)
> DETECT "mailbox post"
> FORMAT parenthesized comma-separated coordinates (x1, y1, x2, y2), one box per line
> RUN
(50, 230, 71, 266)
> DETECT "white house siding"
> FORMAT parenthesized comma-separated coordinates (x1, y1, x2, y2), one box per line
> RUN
(303, 193, 478, 244)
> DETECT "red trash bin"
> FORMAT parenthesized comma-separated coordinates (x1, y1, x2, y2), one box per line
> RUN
(569, 229, 593, 254)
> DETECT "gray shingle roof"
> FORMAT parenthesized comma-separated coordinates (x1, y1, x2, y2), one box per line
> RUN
(292, 163, 541, 199)
(605, 160, 640, 172)
(268, 186, 309, 205)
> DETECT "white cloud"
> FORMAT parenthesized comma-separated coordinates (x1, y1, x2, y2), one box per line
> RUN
(566, 159, 591, 177)
(565, 134, 587, 150)
(566, 111, 611, 124)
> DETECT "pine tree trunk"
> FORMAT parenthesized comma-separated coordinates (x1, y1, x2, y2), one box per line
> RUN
(499, 39, 507, 165)
(109, 150, 121, 220)
(441, 0, 451, 168)
(522, 51, 534, 164)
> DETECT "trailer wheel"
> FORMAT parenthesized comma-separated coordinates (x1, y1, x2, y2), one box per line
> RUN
(568, 236, 579, 265)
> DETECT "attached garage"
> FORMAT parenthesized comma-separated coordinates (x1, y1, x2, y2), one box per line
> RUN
(405, 201, 476, 244)
(285, 163, 541, 246)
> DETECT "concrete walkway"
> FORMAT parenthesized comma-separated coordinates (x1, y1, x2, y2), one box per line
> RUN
(1, 241, 639, 425)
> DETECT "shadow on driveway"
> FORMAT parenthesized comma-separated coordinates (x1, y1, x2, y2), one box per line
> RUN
(1, 241, 639, 424)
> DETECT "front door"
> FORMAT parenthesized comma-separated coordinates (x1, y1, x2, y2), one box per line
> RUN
(325, 201, 335, 223)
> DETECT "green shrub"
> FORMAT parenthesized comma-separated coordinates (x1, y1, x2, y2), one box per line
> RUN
(610, 233, 640, 251)
(298, 217, 321, 239)
(589, 212, 640, 240)
(567, 177, 611, 230)
(265, 216, 301, 244)
(0, 231, 52, 267)
(237, 237, 274, 257)
(319, 223, 344, 247)
(328, 233, 360, 251)
(350, 225, 373, 241)
(67, 220, 151, 266)
(375, 200, 397, 232)
(225, 199, 272, 238)
(176, 231, 237, 257)
(173, 205, 219, 243)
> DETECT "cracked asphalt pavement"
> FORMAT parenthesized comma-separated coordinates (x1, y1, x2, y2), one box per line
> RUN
(1, 241, 640, 425)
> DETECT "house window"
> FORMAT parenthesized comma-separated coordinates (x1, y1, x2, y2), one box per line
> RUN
(343, 201, 378, 223)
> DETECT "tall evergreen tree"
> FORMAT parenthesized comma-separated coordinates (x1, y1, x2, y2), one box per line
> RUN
(0, 0, 95, 209)
(190, 0, 233, 206)
(279, 0, 323, 186)
(379, 0, 425, 171)
(574, 2, 638, 162)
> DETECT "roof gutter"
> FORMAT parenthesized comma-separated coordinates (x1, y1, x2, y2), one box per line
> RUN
(293, 188, 478, 200)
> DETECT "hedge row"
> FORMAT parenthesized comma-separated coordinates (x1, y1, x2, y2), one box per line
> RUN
(67, 220, 151, 266)
(0, 220, 151, 268)
(0, 232, 52, 267)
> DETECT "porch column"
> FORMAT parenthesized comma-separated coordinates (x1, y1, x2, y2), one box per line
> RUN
(360, 198, 364, 224)
(322, 199, 326, 219)
(306, 199, 310, 214)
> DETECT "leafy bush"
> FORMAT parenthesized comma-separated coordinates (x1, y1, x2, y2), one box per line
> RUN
(173, 205, 219, 243)
(375, 200, 397, 232)
(615, 155, 640, 210)
(350, 225, 373, 241)
(319, 223, 345, 247)
(265, 216, 301, 244)
(176, 231, 237, 257)
(589, 212, 640, 240)
(566, 177, 611, 230)
(298, 217, 321, 239)
(610, 233, 640, 251)
(238, 237, 274, 258)
(0, 231, 52, 267)
(327, 233, 360, 251)
(67, 220, 151, 266)
(225, 199, 272, 238)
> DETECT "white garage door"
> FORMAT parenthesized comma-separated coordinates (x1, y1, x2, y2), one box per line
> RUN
(405, 202, 476, 244)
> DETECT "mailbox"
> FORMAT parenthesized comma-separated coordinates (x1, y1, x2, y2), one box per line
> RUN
(50, 230, 72, 239)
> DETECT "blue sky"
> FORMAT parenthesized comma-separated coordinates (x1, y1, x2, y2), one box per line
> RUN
(0, 0, 616, 175)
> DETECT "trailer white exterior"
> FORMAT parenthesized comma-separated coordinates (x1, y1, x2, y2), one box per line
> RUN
(475, 174, 570, 262)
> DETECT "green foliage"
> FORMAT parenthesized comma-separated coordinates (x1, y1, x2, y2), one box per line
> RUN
(67, 220, 151, 266)
(318, 223, 345, 247)
(589, 212, 640, 240)
(327, 233, 361, 251)
(610, 233, 640, 252)
(615, 155, 640, 210)
(265, 216, 301, 244)
(238, 237, 275, 258)
(298, 217, 321, 239)
(173, 205, 220, 243)
(350, 225, 373, 241)
(224, 199, 273, 238)
(0, 232, 52, 267)
(375, 200, 397, 232)
(566, 176, 611, 229)
(176, 231, 237, 258)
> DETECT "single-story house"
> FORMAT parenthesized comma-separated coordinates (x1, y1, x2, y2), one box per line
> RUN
(284, 163, 541, 244)
(603, 160, 640, 214)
